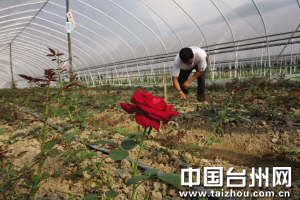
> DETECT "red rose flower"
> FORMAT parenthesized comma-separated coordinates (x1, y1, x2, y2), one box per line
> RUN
(120, 89, 179, 131)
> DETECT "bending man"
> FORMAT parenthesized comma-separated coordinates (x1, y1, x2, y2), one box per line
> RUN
(172, 46, 208, 101)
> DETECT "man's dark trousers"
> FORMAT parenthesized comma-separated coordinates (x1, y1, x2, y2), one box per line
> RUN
(178, 65, 206, 97)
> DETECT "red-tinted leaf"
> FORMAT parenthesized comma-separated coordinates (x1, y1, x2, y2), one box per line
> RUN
(40, 84, 48, 88)
(33, 78, 46, 82)
(17, 151, 27, 156)
(37, 95, 45, 102)
(48, 47, 56, 55)
(44, 69, 55, 76)
(44, 69, 50, 76)
(29, 100, 41, 103)
(107, 145, 117, 150)
(56, 53, 64, 56)
(18, 74, 33, 81)
(46, 54, 55, 57)
(50, 72, 56, 77)
(66, 82, 77, 88)
(0, 153, 8, 160)
(52, 59, 56, 61)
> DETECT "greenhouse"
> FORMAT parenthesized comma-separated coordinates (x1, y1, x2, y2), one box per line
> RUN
(0, 0, 299, 88)
(0, 0, 300, 200)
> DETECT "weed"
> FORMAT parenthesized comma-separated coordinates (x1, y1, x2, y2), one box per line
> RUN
(282, 146, 300, 161)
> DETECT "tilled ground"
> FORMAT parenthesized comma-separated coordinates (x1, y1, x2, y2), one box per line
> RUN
(1, 102, 300, 200)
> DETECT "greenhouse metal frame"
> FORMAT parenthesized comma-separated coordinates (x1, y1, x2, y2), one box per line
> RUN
(0, 0, 299, 88)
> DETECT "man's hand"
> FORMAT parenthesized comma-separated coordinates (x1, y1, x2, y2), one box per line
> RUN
(179, 91, 186, 100)
(181, 81, 190, 90)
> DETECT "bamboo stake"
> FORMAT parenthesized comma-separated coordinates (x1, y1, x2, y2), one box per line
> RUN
(66, 0, 73, 78)
(164, 72, 167, 102)
(111, 69, 113, 84)
(10, 43, 15, 89)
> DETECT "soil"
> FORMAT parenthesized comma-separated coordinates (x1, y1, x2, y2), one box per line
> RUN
(1, 88, 300, 200)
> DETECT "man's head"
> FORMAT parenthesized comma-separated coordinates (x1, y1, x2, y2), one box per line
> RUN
(179, 47, 194, 65)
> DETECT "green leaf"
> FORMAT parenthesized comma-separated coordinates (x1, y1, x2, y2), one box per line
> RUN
(30, 187, 39, 196)
(185, 144, 194, 148)
(210, 136, 216, 142)
(105, 190, 119, 198)
(18, 184, 31, 189)
(31, 175, 39, 183)
(25, 180, 35, 186)
(93, 134, 100, 139)
(69, 106, 75, 112)
(218, 111, 226, 119)
(143, 169, 159, 177)
(69, 151, 74, 159)
(87, 134, 93, 139)
(90, 152, 98, 157)
(70, 76, 76, 83)
(71, 93, 80, 98)
(45, 140, 59, 150)
(42, 172, 50, 179)
(109, 149, 129, 161)
(20, 165, 28, 171)
(244, 118, 251, 123)
(0, 179, 10, 190)
(157, 173, 182, 187)
(93, 169, 100, 174)
(51, 109, 58, 115)
(121, 140, 136, 150)
(7, 170, 17, 176)
(206, 117, 214, 122)
(11, 133, 25, 139)
(91, 181, 98, 188)
(51, 171, 62, 177)
(126, 176, 149, 186)
(80, 151, 89, 159)
(65, 135, 73, 143)
(86, 140, 117, 147)
(77, 81, 88, 88)
(215, 139, 223, 143)
(48, 148, 58, 158)
(83, 194, 99, 200)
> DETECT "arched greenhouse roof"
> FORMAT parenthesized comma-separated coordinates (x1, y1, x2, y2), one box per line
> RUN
(0, 0, 299, 87)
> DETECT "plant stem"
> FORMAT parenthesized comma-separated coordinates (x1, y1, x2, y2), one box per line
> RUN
(131, 127, 147, 200)
(78, 135, 112, 189)
(66, 105, 112, 189)
(56, 54, 64, 109)
(4, 166, 18, 196)
(31, 80, 51, 199)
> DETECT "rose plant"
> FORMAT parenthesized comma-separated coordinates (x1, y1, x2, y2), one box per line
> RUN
(88, 90, 182, 199)
(120, 90, 180, 199)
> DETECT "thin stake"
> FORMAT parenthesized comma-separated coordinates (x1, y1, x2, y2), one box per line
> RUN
(164, 72, 167, 102)
(66, 0, 73, 77)
(10, 43, 15, 88)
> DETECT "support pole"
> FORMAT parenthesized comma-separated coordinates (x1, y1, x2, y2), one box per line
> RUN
(10, 43, 15, 89)
(66, 0, 73, 78)
(164, 72, 167, 102)
(111, 69, 113, 85)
